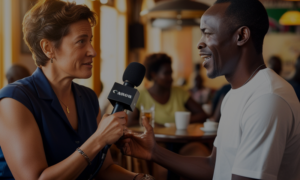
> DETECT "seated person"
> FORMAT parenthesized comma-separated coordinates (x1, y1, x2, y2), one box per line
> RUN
(210, 84, 231, 122)
(268, 55, 282, 75)
(128, 53, 208, 126)
(289, 56, 300, 101)
(189, 73, 211, 105)
(5, 64, 31, 83)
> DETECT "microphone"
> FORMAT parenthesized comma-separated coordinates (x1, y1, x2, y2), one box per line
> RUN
(88, 62, 145, 180)
(108, 62, 146, 114)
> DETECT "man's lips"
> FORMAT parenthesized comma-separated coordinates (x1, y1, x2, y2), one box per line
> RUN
(199, 53, 212, 67)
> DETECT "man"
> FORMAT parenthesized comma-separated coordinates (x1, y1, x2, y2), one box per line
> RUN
(119, 0, 300, 179)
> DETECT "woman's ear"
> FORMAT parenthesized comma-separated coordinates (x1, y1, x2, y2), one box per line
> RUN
(40, 39, 54, 59)
(236, 26, 251, 46)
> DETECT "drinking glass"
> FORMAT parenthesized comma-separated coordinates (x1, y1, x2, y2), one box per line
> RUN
(140, 104, 155, 128)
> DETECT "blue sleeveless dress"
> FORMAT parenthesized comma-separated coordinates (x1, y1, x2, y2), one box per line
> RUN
(0, 68, 104, 179)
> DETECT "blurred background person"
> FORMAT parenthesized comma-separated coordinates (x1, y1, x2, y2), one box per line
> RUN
(209, 84, 231, 122)
(128, 53, 208, 127)
(6, 64, 31, 84)
(289, 56, 300, 101)
(268, 55, 282, 75)
(128, 53, 209, 180)
(189, 65, 212, 105)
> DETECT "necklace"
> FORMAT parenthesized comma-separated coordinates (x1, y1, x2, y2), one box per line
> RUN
(242, 64, 265, 86)
(59, 99, 70, 114)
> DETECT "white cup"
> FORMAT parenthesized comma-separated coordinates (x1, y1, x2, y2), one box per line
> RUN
(175, 111, 191, 130)
(203, 120, 218, 131)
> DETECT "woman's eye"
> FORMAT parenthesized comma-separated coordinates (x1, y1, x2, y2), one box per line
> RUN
(78, 40, 84, 44)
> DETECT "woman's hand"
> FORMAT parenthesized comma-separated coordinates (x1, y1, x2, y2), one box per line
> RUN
(96, 112, 127, 145)
(117, 117, 156, 161)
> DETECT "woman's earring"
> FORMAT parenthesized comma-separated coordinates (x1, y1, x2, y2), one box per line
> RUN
(51, 58, 53, 63)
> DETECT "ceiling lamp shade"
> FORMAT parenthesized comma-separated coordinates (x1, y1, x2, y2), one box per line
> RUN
(151, 18, 200, 29)
(141, 0, 210, 19)
(279, 10, 300, 25)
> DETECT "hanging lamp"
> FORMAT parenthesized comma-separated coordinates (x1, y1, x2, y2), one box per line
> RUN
(279, 10, 300, 25)
(279, 1, 300, 26)
(140, 0, 210, 19)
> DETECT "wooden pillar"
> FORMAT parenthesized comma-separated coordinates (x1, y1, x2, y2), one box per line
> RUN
(2, 0, 20, 87)
(0, 0, 3, 88)
(91, 0, 101, 96)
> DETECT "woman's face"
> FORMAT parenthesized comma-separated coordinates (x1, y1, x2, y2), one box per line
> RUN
(53, 20, 96, 79)
(153, 63, 173, 89)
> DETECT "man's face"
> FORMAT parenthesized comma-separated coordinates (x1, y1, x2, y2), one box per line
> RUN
(197, 3, 240, 79)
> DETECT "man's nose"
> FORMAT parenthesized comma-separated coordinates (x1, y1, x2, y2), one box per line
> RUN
(197, 42, 207, 49)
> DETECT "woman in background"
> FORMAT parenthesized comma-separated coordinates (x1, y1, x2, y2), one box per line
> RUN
(128, 53, 208, 126)
(0, 0, 149, 179)
(128, 53, 209, 180)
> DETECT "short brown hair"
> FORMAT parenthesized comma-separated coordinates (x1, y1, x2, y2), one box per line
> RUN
(144, 53, 172, 81)
(23, 0, 97, 66)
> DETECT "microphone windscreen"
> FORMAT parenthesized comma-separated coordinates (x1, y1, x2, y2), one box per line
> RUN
(122, 62, 146, 87)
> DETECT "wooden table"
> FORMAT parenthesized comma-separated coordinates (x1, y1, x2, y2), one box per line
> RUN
(128, 123, 217, 144)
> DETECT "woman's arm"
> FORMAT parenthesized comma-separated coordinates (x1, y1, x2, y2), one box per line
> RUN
(185, 97, 208, 123)
(0, 98, 126, 180)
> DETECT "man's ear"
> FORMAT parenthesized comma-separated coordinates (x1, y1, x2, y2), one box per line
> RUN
(40, 39, 54, 59)
(236, 26, 250, 46)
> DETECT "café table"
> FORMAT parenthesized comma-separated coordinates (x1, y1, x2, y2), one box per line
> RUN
(128, 123, 217, 144)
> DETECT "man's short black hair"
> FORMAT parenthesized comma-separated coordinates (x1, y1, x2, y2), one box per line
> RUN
(215, 0, 269, 54)
(144, 53, 172, 81)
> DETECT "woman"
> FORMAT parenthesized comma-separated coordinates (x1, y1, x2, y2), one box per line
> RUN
(127, 53, 209, 179)
(0, 0, 149, 179)
(128, 53, 208, 126)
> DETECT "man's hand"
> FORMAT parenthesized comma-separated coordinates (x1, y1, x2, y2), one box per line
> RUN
(117, 117, 156, 161)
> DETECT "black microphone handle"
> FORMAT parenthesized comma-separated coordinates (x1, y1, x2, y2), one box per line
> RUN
(88, 103, 125, 180)
(111, 102, 125, 114)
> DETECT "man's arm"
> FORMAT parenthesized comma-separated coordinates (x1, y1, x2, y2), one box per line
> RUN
(152, 145, 216, 180)
(121, 118, 216, 180)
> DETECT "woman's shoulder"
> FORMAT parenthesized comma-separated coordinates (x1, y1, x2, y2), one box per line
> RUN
(0, 77, 35, 112)
(0, 76, 35, 98)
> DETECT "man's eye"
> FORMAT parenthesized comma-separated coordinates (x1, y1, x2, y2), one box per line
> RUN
(78, 40, 84, 44)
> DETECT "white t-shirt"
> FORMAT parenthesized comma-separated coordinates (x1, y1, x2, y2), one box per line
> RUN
(213, 68, 300, 180)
